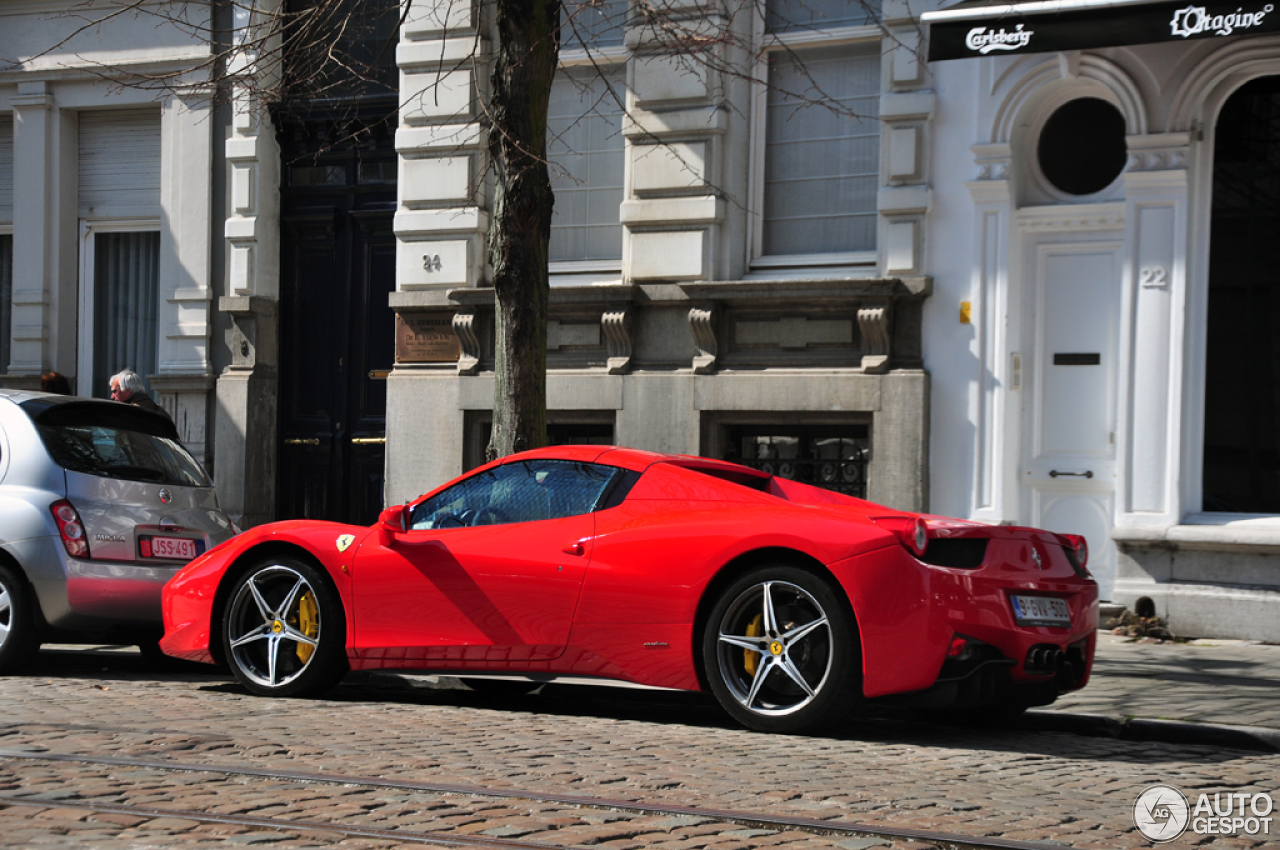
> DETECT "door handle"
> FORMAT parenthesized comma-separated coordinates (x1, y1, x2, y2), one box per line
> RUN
(351, 437, 386, 445)
(284, 438, 320, 446)
(561, 541, 585, 556)
(1049, 469, 1094, 478)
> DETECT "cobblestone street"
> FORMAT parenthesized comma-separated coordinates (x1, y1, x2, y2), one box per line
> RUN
(0, 641, 1276, 849)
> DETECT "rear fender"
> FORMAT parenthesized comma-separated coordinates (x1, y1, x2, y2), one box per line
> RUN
(829, 545, 950, 698)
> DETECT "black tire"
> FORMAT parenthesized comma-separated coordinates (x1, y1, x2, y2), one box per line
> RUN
(701, 566, 861, 734)
(461, 678, 542, 697)
(0, 563, 39, 674)
(221, 557, 348, 698)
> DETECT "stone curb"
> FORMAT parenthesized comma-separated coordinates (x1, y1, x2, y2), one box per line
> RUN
(1022, 710, 1280, 752)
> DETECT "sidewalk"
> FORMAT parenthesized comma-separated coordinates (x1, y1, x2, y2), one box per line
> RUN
(1030, 631, 1280, 750)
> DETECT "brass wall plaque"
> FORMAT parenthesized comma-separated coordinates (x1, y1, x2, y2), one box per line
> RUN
(395, 313, 460, 363)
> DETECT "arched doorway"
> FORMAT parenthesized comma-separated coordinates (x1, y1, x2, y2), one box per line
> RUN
(1203, 75, 1280, 513)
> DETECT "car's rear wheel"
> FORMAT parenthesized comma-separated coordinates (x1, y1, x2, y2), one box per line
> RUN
(222, 558, 348, 698)
(0, 564, 38, 674)
(702, 566, 860, 733)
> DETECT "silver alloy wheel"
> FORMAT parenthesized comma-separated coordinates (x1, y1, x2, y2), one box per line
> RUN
(0, 581, 11, 649)
(714, 579, 833, 717)
(226, 565, 322, 689)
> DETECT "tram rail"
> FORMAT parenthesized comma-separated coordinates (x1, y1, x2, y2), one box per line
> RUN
(0, 748, 1072, 850)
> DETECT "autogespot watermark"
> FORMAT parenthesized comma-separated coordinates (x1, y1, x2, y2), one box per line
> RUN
(1134, 784, 1274, 842)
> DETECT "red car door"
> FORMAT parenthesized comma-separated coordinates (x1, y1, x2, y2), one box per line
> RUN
(349, 459, 617, 665)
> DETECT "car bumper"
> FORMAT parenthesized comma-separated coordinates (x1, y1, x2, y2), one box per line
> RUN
(832, 542, 1100, 702)
(63, 558, 184, 624)
(8, 535, 186, 630)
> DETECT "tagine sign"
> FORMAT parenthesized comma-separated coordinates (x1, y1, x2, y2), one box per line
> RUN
(395, 313, 460, 363)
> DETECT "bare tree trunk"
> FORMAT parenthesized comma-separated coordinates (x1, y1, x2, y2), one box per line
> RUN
(485, 0, 559, 461)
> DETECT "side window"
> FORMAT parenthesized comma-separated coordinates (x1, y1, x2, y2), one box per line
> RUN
(410, 460, 621, 529)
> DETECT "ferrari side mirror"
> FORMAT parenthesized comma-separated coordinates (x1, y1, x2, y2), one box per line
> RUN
(377, 505, 407, 545)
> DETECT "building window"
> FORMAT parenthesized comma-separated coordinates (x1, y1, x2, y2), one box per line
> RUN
(79, 227, 160, 397)
(2, 114, 14, 374)
(753, 0, 881, 274)
(1037, 98, 1126, 197)
(720, 422, 872, 498)
(548, 63, 626, 281)
(0, 234, 11, 375)
(562, 0, 627, 50)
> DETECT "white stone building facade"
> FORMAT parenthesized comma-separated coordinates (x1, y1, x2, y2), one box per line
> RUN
(7, 0, 1280, 641)
(379, 0, 934, 514)
(0, 0, 220, 464)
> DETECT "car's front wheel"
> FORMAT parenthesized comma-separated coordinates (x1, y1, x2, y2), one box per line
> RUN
(221, 557, 348, 698)
(702, 566, 860, 733)
(0, 563, 38, 674)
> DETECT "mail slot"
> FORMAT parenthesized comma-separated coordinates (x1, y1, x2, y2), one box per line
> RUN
(1053, 353, 1101, 366)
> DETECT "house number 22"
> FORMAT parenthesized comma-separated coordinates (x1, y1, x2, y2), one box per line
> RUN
(1139, 266, 1167, 287)
(422, 254, 442, 272)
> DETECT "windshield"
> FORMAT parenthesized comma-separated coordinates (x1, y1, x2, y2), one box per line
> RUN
(29, 402, 212, 487)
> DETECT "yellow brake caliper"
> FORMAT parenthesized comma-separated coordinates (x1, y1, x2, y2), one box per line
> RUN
(744, 614, 763, 677)
(295, 591, 319, 664)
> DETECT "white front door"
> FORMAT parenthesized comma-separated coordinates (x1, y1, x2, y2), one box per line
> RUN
(1021, 237, 1122, 599)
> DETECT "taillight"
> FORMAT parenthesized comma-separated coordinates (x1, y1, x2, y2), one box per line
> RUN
(1062, 534, 1091, 578)
(873, 515, 930, 559)
(220, 511, 241, 535)
(50, 500, 90, 558)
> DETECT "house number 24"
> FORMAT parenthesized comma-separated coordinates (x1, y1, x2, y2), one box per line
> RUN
(422, 254, 442, 272)
(1139, 266, 1167, 287)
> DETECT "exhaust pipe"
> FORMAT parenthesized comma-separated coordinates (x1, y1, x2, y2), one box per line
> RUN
(1025, 645, 1064, 674)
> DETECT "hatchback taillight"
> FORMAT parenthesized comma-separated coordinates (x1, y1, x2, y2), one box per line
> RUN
(50, 500, 90, 558)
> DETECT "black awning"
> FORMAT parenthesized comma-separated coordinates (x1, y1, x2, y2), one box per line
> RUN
(923, 0, 1280, 60)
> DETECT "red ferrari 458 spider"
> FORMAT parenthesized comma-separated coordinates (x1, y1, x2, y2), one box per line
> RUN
(161, 445, 1099, 733)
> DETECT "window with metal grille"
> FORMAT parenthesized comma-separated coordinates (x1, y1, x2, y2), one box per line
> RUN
(465, 416, 614, 472)
(723, 424, 871, 498)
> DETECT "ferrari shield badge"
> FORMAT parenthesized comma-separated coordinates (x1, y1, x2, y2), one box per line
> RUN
(336, 534, 356, 553)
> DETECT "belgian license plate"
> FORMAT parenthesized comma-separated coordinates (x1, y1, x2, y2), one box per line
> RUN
(151, 536, 197, 560)
(1011, 595, 1071, 627)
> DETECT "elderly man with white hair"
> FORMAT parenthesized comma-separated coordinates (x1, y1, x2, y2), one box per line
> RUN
(109, 369, 173, 424)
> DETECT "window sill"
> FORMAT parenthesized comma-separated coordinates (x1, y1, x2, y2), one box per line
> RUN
(1114, 517, 1280, 552)
(549, 261, 623, 288)
(746, 252, 878, 281)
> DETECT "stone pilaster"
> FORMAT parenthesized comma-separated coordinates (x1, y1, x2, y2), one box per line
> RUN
(620, 0, 727, 282)
(395, 0, 489, 292)
(879, 0, 934, 276)
(213, 0, 283, 526)
(7, 82, 68, 380)
(1116, 133, 1191, 526)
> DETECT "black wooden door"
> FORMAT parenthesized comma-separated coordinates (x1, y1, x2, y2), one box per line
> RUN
(277, 116, 397, 524)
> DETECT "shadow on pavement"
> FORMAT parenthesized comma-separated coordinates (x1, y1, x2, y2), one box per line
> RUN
(20, 646, 1275, 763)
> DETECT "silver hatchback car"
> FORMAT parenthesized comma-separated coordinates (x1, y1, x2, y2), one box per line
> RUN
(0, 389, 236, 670)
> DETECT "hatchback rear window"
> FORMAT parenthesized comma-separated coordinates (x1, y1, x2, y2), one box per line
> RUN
(27, 402, 211, 487)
